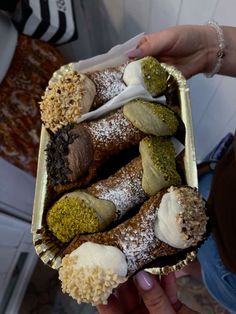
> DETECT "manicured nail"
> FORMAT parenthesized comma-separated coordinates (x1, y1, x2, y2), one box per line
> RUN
(135, 271, 154, 290)
(127, 48, 142, 58)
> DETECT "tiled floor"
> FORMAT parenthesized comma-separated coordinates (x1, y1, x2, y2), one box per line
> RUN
(19, 259, 228, 314)
(19, 260, 97, 314)
(177, 276, 229, 314)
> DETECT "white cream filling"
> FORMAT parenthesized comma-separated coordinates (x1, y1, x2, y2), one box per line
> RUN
(123, 59, 145, 87)
(70, 242, 128, 276)
(154, 190, 188, 248)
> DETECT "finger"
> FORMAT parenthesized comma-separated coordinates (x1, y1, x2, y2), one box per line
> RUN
(117, 277, 140, 312)
(127, 34, 159, 58)
(134, 270, 176, 314)
(97, 294, 124, 314)
(128, 31, 174, 59)
(138, 33, 164, 55)
(160, 273, 185, 312)
(130, 303, 150, 314)
(160, 272, 178, 305)
(178, 304, 200, 314)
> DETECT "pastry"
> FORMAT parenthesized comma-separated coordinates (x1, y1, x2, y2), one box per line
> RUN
(40, 71, 97, 132)
(46, 107, 143, 190)
(86, 64, 127, 108)
(46, 136, 181, 243)
(123, 56, 168, 96)
(40, 64, 127, 132)
(59, 186, 208, 305)
(40, 57, 169, 132)
(46, 99, 179, 189)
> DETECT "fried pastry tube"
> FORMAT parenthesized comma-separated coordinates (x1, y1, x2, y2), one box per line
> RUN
(40, 57, 168, 132)
(47, 136, 181, 243)
(40, 64, 127, 132)
(59, 186, 208, 305)
(46, 99, 179, 190)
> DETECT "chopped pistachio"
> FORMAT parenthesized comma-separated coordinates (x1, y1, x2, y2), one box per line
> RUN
(47, 196, 100, 243)
(140, 136, 181, 195)
(141, 57, 168, 96)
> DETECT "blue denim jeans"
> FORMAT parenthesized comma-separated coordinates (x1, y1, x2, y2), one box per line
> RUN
(198, 234, 236, 313)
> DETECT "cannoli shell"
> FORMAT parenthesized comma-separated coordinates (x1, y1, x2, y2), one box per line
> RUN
(63, 189, 180, 275)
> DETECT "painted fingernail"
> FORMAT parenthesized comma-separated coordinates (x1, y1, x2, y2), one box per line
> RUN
(135, 271, 154, 290)
(127, 48, 142, 58)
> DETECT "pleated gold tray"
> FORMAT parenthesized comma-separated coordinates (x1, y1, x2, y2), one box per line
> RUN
(32, 63, 198, 273)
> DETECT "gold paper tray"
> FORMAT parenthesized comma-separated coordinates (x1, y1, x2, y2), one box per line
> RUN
(32, 63, 198, 272)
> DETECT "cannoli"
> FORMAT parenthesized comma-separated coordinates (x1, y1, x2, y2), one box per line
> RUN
(40, 57, 168, 132)
(86, 64, 127, 109)
(47, 136, 181, 243)
(59, 186, 208, 305)
(40, 71, 97, 132)
(46, 99, 179, 189)
(123, 56, 168, 97)
(40, 63, 127, 132)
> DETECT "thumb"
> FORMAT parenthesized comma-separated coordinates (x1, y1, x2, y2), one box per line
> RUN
(134, 271, 176, 314)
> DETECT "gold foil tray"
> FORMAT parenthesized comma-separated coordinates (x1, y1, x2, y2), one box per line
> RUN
(32, 63, 198, 272)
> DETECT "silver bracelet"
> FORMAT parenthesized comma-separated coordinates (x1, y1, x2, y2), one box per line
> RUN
(205, 21, 225, 78)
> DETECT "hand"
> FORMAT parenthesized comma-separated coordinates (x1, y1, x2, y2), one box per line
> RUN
(97, 271, 199, 314)
(128, 25, 214, 78)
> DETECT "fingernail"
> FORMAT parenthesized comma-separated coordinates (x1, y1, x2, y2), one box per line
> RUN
(127, 48, 142, 58)
(135, 271, 154, 290)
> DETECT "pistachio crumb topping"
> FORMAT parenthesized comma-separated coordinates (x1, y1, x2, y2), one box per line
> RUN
(141, 57, 168, 96)
(143, 136, 181, 184)
(146, 102, 178, 134)
(47, 196, 100, 243)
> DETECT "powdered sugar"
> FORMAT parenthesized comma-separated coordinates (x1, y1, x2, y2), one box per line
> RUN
(93, 159, 147, 218)
(87, 109, 142, 150)
(87, 65, 127, 108)
(119, 208, 157, 273)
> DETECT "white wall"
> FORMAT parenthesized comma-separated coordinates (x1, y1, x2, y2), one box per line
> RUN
(59, 0, 236, 162)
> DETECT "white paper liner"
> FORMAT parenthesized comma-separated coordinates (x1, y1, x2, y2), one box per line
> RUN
(73, 33, 144, 73)
(76, 85, 166, 123)
(71, 33, 184, 155)
(71, 33, 163, 123)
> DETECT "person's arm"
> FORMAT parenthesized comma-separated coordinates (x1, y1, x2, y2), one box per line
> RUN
(128, 25, 236, 79)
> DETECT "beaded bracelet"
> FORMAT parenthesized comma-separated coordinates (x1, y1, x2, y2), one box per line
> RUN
(205, 21, 225, 78)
